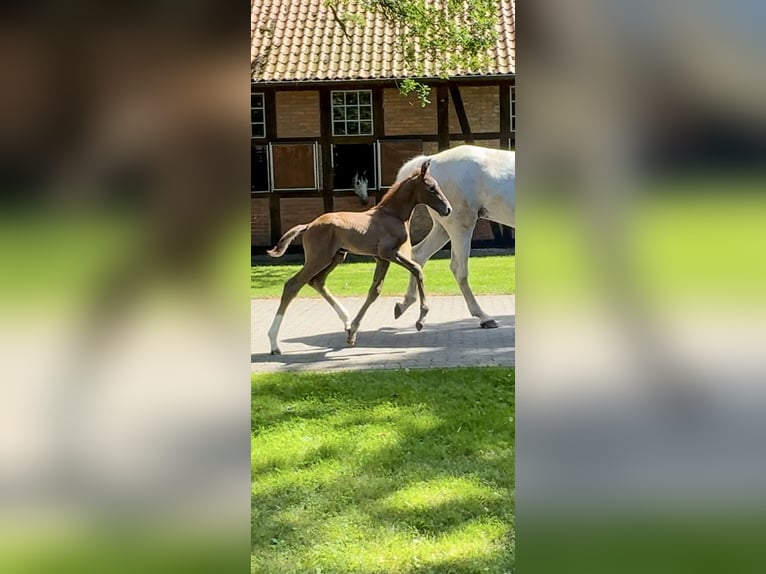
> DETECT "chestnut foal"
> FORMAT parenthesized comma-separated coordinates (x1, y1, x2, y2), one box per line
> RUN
(266, 160, 452, 355)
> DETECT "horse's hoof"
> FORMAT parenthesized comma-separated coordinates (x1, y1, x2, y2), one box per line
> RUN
(270, 348, 282, 355)
(415, 321, 424, 331)
(480, 319, 499, 329)
(394, 303, 403, 320)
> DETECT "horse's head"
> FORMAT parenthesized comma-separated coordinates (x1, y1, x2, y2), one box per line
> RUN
(413, 159, 451, 217)
(352, 170, 369, 205)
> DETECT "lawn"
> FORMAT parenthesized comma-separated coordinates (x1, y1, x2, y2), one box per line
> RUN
(251, 254, 515, 298)
(252, 367, 515, 574)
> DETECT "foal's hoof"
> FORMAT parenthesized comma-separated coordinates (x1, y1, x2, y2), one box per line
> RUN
(415, 320, 424, 332)
(394, 303, 404, 320)
(480, 319, 499, 329)
(346, 329, 357, 347)
(270, 348, 282, 355)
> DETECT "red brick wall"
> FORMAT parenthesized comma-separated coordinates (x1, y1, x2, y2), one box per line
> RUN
(333, 195, 377, 213)
(251, 197, 270, 246)
(279, 197, 325, 246)
(275, 91, 320, 138)
(448, 86, 500, 134)
(383, 88, 437, 135)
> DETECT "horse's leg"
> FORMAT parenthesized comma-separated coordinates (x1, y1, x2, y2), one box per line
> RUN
(308, 251, 350, 330)
(346, 258, 390, 346)
(448, 228, 497, 328)
(394, 220, 449, 320)
(268, 254, 333, 355)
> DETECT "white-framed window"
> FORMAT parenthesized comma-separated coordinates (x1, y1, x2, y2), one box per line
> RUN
(331, 90, 373, 136)
(251, 92, 266, 138)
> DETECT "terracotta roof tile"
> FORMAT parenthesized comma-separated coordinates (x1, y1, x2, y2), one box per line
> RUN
(252, 0, 515, 83)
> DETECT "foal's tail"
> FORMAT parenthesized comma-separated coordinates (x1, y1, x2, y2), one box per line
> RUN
(267, 224, 309, 257)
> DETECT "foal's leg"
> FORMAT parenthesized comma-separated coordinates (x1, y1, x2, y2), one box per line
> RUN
(346, 258, 390, 346)
(268, 255, 333, 355)
(308, 251, 350, 330)
(448, 228, 497, 328)
(385, 249, 429, 331)
(394, 220, 449, 320)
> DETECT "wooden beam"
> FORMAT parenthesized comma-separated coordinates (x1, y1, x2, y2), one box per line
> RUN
(373, 87, 385, 201)
(319, 89, 334, 212)
(437, 86, 450, 151)
(499, 81, 511, 150)
(268, 193, 281, 246)
(449, 86, 474, 144)
(264, 90, 281, 244)
(264, 89, 277, 139)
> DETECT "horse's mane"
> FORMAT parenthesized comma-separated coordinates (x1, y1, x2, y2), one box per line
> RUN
(374, 174, 407, 208)
(395, 154, 429, 184)
(374, 153, 431, 209)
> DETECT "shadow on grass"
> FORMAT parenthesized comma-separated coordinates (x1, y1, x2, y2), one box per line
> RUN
(252, 369, 515, 573)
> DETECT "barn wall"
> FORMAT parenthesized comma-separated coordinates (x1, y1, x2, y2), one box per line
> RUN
(275, 91, 320, 138)
(280, 197, 324, 245)
(448, 86, 500, 134)
(333, 196, 377, 212)
(382, 89, 438, 135)
(252, 84, 509, 248)
(251, 197, 270, 246)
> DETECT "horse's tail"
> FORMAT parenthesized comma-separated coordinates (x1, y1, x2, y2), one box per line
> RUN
(267, 224, 309, 257)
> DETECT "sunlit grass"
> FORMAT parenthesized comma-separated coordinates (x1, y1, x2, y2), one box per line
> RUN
(251, 255, 515, 298)
(252, 368, 515, 574)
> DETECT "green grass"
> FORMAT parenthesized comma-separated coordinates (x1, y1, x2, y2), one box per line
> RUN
(252, 368, 515, 574)
(251, 255, 515, 298)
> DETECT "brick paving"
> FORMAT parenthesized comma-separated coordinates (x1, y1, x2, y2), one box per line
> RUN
(252, 295, 515, 372)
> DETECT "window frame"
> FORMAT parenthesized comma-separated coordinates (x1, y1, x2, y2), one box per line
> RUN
(251, 91, 266, 139)
(331, 90, 374, 137)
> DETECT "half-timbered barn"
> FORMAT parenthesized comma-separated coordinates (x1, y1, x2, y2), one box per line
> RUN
(251, 0, 515, 251)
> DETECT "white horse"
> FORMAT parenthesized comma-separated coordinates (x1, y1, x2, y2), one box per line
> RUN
(352, 170, 369, 204)
(393, 145, 515, 328)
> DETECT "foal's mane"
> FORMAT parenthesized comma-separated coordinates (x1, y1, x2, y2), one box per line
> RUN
(375, 168, 420, 209)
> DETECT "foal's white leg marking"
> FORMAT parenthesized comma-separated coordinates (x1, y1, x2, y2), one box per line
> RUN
(268, 314, 283, 354)
(395, 221, 449, 319)
(332, 301, 350, 329)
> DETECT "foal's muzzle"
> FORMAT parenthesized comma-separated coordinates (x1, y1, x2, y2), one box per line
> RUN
(440, 204, 452, 217)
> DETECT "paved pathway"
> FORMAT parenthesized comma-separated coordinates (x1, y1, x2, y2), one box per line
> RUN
(252, 295, 515, 372)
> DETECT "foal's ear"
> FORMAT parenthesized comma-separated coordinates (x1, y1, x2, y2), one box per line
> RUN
(419, 159, 431, 180)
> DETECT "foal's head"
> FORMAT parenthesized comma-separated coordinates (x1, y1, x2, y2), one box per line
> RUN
(409, 159, 452, 217)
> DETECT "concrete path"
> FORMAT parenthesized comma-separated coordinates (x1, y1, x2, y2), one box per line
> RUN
(252, 295, 515, 372)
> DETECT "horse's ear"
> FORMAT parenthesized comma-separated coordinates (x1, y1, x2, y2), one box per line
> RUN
(419, 159, 431, 179)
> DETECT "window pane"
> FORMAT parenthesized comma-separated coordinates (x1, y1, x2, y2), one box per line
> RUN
(332, 93, 344, 106)
(347, 107, 359, 120)
(359, 106, 372, 120)
(251, 93, 264, 108)
(358, 91, 371, 105)
(333, 107, 345, 120)
(333, 122, 346, 135)
(252, 124, 265, 138)
(252, 108, 264, 123)
(346, 92, 358, 105)
(360, 121, 372, 134)
(347, 122, 359, 135)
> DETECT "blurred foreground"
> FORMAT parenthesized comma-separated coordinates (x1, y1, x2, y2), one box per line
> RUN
(519, 1, 766, 572)
(0, 3, 250, 573)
